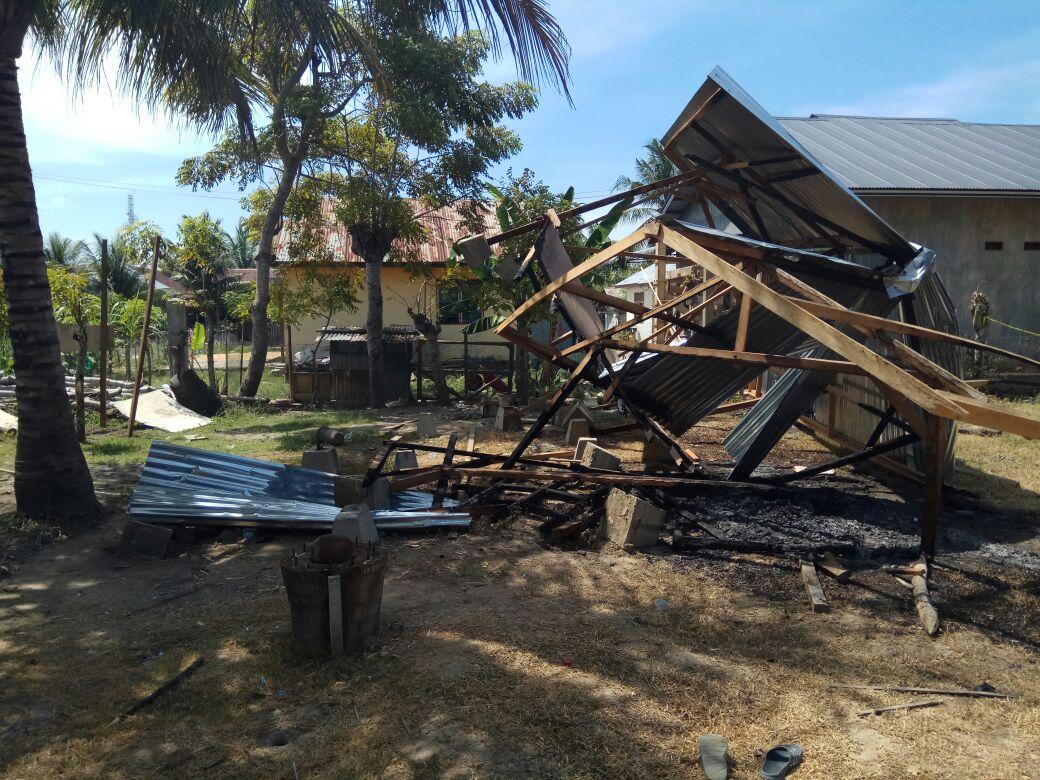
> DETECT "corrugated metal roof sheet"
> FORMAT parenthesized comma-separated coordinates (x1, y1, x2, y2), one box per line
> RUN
(598, 221, 887, 435)
(777, 115, 1040, 192)
(273, 198, 499, 266)
(661, 67, 917, 264)
(319, 326, 418, 343)
(129, 442, 469, 530)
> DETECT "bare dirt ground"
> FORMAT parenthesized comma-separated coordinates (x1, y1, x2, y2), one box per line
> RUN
(1, 408, 1039, 779)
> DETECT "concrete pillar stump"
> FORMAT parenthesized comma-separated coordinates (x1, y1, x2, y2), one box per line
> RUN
(602, 488, 665, 548)
(416, 412, 437, 438)
(302, 447, 339, 474)
(565, 417, 591, 445)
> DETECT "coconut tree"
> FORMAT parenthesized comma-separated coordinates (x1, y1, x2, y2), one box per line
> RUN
(225, 221, 256, 269)
(0, 0, 569, 522)
(614, 138, 678, 223)
(43, 231, 85, 266)
(173, 212, 234, 392)
(0, 0, 338, 522)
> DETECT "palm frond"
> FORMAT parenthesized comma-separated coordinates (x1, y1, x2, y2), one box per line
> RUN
(439, 0, 571, 101)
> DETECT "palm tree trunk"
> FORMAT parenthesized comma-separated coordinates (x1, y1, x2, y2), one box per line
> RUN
(363, 257, 385, 407)
(205, 308, 218, 391)
(238, 154, 301, 398)
(0, 45, 97, 522)
(408, 310, 448, 405)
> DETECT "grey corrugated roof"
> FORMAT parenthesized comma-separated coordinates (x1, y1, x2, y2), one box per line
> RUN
(661, 67, 916, 263)
(778, 115, 1040, 192)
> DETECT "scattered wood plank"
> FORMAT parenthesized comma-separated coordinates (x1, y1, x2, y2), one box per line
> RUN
(883, 562, 928, 577)
(912, 571, 940, 636)
(388, 466, 442, 492)
(364, 434, 403, 487)
(448, 467, 779, 491)
(800, 560, 830, 613)
(815, 552, 852, 583)
(830, 684, 1016, 700)
(112, 657, 205, 723)
(431, 432, 457, 509)
(857, 700, 943, 718)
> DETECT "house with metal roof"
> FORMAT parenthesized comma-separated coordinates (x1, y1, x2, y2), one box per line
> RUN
(776, 114, 1040, 356)
(270, 197, 502, 359)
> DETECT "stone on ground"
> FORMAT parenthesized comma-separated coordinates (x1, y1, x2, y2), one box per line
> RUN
(367, 477, 391, 509)
(579, 443, 621, 471)
(118, 520, 172, 559)
(565, 417, 591, 445)
(602, 488, 665, 548)
(642, 435, 674, 468)
(495, 405, 523, 432)
(302, 447, 339, 474)
(394, 449, 420, 470)
(416, 413, 437, 438)
(572, 436, 598, 462)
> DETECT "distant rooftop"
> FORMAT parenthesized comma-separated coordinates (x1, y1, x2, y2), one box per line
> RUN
(777, 114, 1040, 193)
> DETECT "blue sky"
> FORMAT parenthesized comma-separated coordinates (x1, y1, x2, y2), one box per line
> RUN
(23, 0, 1040, 242)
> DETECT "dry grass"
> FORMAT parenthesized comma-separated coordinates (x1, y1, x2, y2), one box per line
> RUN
(0, 411, 1039, 778)
(952, 398, 1040, 512)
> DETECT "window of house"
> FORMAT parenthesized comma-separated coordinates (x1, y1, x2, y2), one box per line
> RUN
(1025, 241, 1040, 251)
(437, 281, 483, 325)
(984, 241, 1004, 251)
(633, 291, 645, 307)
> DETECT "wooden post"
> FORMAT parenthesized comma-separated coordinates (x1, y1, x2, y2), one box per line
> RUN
(285, 322, 294, 402)
(655, 240, 667, 343)
(239, 323, 244, 391)
(415, 339, 424, 404)
(431, 431, 457, 509)
(921, 413, 948, 558)
(463, 332, 470, 399)
(127, 235, 160, 437)
(99, 239, 108, 427)
(507, 343, 515, 396)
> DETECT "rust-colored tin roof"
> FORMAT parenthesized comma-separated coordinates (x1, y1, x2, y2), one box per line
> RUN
(273, 197, 498, 266)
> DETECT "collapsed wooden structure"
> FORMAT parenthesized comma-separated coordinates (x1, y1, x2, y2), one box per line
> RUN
(468, 67, 1040, 559)
(360, 68, 1040, 629)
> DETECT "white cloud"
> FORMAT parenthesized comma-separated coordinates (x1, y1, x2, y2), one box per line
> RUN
(17, 54, 213, 165)
(46, 195, 67, 208)
(811, 61, 1040, 121)
(799, 29, 1040, 123)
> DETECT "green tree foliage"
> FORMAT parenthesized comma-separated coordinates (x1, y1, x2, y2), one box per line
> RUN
(177, 0, 570, 400)
(47, 266, 100, 441)
(82, 233, 144, 298)
(173, 212, 234, 389)
(226, 221, 257, 268)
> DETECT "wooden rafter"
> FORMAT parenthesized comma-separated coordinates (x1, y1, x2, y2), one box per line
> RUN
(658, 224, 965, 418)
(600, 339, 871, 374)
(559, 274, 728, 358)
(495, 226, 652, 334)
(773, 268, 985, 401)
